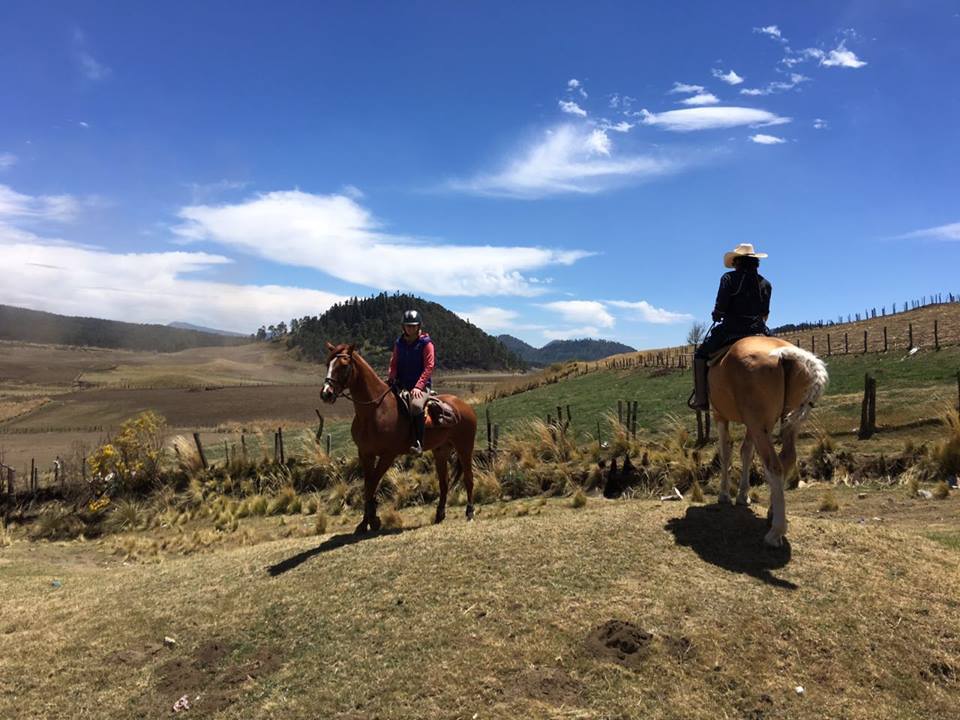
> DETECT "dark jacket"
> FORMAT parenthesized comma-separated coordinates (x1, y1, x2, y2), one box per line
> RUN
(713, 268, 771, 333)
(388, 332, 435, 390)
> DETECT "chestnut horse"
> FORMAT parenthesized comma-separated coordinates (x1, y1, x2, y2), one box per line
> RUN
(709, 336, 828, 547)
(319, 342, 478, 533)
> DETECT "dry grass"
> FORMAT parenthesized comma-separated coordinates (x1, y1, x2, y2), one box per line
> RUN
(818, 488, 840, 512)
(0, 490, 958, 719)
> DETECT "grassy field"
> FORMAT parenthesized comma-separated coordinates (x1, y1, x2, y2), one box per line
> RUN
(1, 485, 957, 719)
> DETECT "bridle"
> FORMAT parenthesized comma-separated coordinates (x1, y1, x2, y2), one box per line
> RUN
(323, 352, 392, 406)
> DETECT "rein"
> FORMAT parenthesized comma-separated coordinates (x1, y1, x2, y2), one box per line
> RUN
(325, 353, 393, 407)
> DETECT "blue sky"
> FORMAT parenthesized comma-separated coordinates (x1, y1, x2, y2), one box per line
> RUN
(2, 1, 958, 348)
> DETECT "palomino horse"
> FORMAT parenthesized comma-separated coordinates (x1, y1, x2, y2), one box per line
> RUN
(319, 342, 478, 533)
(708, 336, 828, 547)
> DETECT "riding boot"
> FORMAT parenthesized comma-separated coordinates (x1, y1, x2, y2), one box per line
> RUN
(410, 413, 426, 455)
(688, 358, 710, 411)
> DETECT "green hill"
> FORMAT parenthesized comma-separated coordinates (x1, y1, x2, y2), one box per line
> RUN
(0, 304, 251, 353)
(287, 292, 525, 371)
(498, 334, 636, 365)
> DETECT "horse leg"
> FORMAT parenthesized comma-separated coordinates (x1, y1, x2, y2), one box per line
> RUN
(433, 446, 450, 524)
(455, 433, 476, 521)
(779, 423, 800, 490)
(751, 428, 786, 547)
(717, 420, 732, 504)
(736, 435, 754, 506)
(355, 453, 394, 534)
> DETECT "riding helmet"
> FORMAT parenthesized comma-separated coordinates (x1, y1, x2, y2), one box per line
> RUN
(402, 309, 422, 326)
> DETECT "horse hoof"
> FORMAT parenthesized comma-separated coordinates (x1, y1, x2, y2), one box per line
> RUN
(354, 520, 368, 535)
(736, 497, 750, 507)
(434, 511, 445, 525)
(465, 504, 475, 521)
(369, 516, 382, 532)
(763, 529, 783, 548)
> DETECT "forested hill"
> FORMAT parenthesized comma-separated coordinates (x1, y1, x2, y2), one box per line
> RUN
(497, 334, 636, 365)
(287, 293, 525, 371)
(0, 305, 251, 352)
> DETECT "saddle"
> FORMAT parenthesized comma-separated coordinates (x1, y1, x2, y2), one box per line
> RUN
(706, 344, 733, 367)
(394, 388, 461, 427)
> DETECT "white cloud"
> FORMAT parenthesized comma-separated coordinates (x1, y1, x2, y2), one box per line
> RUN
(638, 107, 790, 132)
(679, 92, 720, 106)
(606, 300, 693, 324)
(541, 300, 615, 328)
(739, 73, 809, 96)
(73, 30, 111, 81)
(450, 124, 676, 198)
(813, 118, 828, 129)
(455, 306, 523, 334)
(749, 134, 786, 145)
(542, 326, 602, 341)
(821, 42, 867, 68)
(712, 69, 744, 85)
(895, 222, 960, 241)
(585, 128, 612, 156)
(175, 189, 590, 295)
(567, 78, 588, 99)
(601, 120, 634, 133)
(669, 82, 705, 94)
(0, 153, 17, 169)
(0, 184, 80, 222)
(754, 25, 783, 40)
(559, 100, 587, 117)
(0, 228, 345, 333)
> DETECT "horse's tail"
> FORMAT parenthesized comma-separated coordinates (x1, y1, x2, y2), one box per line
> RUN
(769, 345, 829, 431)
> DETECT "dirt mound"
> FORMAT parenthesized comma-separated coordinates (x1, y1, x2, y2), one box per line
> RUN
(584, 620, 653, 670)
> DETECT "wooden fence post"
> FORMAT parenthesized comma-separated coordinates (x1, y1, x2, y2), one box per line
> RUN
(596, 419, 602, 450)
(826, 334, 831, 356)
(617, 400, 623, 427)
(30, 458, 35, 493)
(811, 335, 815, 354)
(934, 320, 940, 350)
(844, 332, 849, 354)
(493, 424, 500, 451)
(862, 330, 868, 354)
(325, 433, 332, 456)
(240, 434, 247, 459)
(193, 433, 209, 469)
(858, 373, 876, 440)
(631, 401, 638, 439)
(315, 409, 325, 441)
(908, 323, 914, 349)
(277, 427, 285, 464)
(485, 407, 492, 451)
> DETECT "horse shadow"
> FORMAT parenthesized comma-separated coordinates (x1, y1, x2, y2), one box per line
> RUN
(267, 527, 412, 577)
(665, 504, 797, 590)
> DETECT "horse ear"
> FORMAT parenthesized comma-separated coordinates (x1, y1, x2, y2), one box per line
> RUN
(325, 341, 336, 352)
(347, 343, 356, 354)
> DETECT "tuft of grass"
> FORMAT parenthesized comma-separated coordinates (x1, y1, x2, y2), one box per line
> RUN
(749, 489, 761, 505)
(31, 504, 85, 540)
(931, 410, 960, 477)
(932, 480, 951, 500)
(172, 435, 205, 475)
(690, 481, 705, 504)
(314, 510, 328, 535)
(570, 487, 587, 508)
(905, 471, 921, 498)
(104, 499, 147, 534)
(268, 486, 297, 515)
(381, 507, 403, 529)
(819, 489, 839, 512)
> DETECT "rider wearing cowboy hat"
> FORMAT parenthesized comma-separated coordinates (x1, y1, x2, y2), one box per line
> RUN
(689, 243, 772, 411)
(387, 309, 436, 454)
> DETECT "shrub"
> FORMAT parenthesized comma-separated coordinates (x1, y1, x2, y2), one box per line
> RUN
(381, 507, 403, 529)
(88, 411, 167, 494)
(819, 489, 839, 512)
(570, 488, 587, 508)
(933, 480, 950, 500)
(105, 499, 147, 533)
(314, 510, 328, 535)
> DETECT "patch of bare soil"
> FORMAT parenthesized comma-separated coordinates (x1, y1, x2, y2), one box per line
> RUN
(584, 620, 654, 670)
(115, 638, 282, 716)
(513, 666, 587, 706)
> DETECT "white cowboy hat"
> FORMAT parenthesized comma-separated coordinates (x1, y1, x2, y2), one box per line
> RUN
(723, 242, 768, 268)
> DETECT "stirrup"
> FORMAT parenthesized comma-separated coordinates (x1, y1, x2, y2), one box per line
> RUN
(409, 441, 423, 455)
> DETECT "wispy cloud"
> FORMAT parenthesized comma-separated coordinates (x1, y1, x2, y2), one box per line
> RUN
(72, 29, 111, 81)
(0, 153, 16, 170)
(638, 107, 789, 132)
(679, 92, 720, 106)
(712, 69, 744, 85)
(754, 25, 784, 41)
(739, 73, 809, 96)
(449, 123, 676, 198)
(749, 134, 786, 145)
(0, 228, 344, 333)
(185, 179, 250, 204)
(175, 189, 591, 295)
(813, 118, 828, 129)
(0, 184, 80, 222)
(454, 306, 543, 334)
(669, 82, 705, 94)
(820, 42, 867, 68)
(567, 78, 588, 99)
(541, 300, 615, 328)
(895, 222, 960, 241)
(559, 100, 587, 117)
(606, 300, 693, 324)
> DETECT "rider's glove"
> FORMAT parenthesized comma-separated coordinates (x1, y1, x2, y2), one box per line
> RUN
(711, 310, 723, 322)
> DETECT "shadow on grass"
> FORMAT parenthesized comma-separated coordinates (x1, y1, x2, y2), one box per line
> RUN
(665, 504, 797, 590)
(267, 527, 413, 577)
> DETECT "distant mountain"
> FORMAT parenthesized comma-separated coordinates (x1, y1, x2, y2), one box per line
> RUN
(287, 293, 526, 371)
(497, 334, 635, 365)
(168, 321, 246, 337)
(0, 305, 251, 353)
